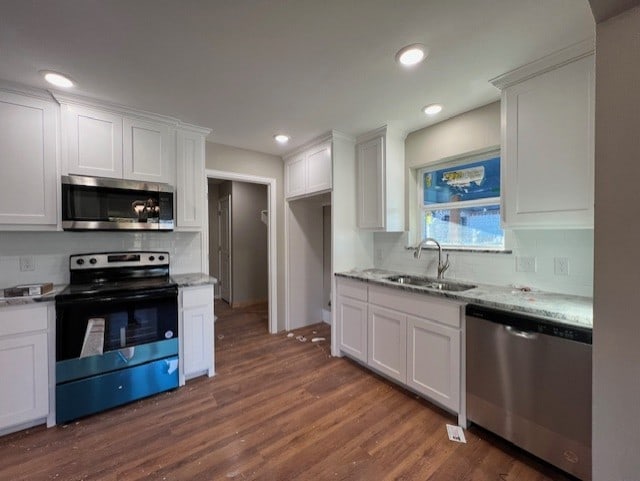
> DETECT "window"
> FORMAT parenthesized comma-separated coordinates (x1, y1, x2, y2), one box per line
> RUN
(418, 151, 504, 249)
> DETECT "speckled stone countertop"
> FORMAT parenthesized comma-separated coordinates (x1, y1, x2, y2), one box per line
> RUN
(172, 273, 218, 288)
(0, 284, 66, 309)
(336, 269, 592, 328)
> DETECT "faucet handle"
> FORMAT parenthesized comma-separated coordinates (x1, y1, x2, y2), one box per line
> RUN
(439, 254, 451, 278)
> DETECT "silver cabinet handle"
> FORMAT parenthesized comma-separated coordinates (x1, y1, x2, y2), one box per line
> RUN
(505, 325, 538, 340)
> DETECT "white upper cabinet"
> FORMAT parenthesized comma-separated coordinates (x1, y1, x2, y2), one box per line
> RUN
(61, 99, 177, 185)
(123, 118, 173, 183)
(175, 127, 208, 229)
(64, 104, 124, 178)
(0, 90, 58, 226)
(284, 140, 331, 199)
(492, 40, 595, 228)
(356, 125, 405, 231)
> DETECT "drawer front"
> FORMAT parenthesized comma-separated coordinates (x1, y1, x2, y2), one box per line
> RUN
(0, 304, 48, 336)
(181, 285, 213, 308)
(368, 285, 462, 329)
(336, 277, 368, 301)
(56, 356, 179, 424)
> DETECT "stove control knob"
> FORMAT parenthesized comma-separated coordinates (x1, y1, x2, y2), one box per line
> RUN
(158, 255, 165, 261)
(89, 258, 97, 265)
(76, 258, 85, 265)
(149, 255, 155, 261)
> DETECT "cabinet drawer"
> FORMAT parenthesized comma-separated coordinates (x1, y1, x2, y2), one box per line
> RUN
(0, 304, 48, 336)
(336, 278, 367, 301)
(181, 286, 213, 308)
(368, 285, 462, 329)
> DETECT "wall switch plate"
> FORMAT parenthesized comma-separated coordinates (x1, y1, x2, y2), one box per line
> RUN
(516, 256, 536, 273)
(19, 256, 35, 272)
(554, 257, 569, 276)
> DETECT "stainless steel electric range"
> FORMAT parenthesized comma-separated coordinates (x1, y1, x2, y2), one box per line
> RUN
(55, 251, 179, 424)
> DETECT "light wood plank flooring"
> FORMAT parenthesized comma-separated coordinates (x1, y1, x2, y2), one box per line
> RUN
(0, 301, 576, 480)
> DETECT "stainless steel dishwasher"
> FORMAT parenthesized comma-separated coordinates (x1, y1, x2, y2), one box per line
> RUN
(466, 304, 592, 481)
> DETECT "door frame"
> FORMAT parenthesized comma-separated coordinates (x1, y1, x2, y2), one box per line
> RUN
(218, 194, 232, 304)
(204, 169, 278, 334)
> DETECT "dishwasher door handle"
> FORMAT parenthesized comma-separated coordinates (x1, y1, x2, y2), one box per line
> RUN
(505, 325, 538, 340)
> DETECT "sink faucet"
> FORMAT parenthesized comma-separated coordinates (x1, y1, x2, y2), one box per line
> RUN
(414, 237, 450, 279)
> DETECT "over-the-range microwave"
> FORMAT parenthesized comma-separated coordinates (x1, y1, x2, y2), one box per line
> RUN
(61, 175, 174, 231)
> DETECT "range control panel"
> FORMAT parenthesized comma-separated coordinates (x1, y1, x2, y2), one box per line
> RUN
(70, 251, 170, 270)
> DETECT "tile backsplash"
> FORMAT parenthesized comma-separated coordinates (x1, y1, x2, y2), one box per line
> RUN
(0, 231, 203, 288)
(374, 229, 593, 297)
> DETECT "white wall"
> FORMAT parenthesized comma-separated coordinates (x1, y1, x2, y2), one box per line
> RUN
(378, 101, 594, 297)
(592, 5, 640, 479)
(0, 230, 202, 288)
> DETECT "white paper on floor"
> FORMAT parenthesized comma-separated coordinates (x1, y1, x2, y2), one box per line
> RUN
(446, 424, 466, 443)
(311, 337, 326, 343)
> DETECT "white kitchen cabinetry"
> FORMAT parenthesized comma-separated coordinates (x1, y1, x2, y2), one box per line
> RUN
(356, 126, 405, 231)
(284, 141, 331, 199)
(175, 127, 208, 230)
(492, 41, 595, 228)
(0, 303, 51, 435)
(336, 277, 368, 363)
(368, 305, 406, 383)
(0, 90, 58, 227)
(179, 285, 215, 384)
(123, 118, 173, 183)
(61, 99, 177, 185)
(336, 276, 464, 422)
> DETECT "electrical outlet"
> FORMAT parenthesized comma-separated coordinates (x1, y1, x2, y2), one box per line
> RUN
(554, 257, 569, 276)
(516, 256, 536, 273)
(19, 256, 35, 272)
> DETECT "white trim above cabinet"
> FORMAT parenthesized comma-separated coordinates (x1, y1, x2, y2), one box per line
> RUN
(0, 90, 58, 227)
(492, 41, 595, 229)
(356, 125, 405, 231)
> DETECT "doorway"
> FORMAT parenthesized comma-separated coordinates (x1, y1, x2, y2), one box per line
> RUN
(205, 170, 277, 334)
(218, 194, 231, 303)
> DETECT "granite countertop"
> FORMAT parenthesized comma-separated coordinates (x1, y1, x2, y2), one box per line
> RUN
(336, 269, 593, 328)
(0, 284, 66, 309)
(172, 273, 218, 288)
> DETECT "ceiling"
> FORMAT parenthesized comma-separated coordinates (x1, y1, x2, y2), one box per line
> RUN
(0, 1, 595, 156)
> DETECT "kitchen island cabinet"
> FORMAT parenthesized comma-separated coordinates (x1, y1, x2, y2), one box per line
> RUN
(0, 303, 53, 435)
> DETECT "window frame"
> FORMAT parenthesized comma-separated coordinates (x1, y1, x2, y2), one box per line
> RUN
(417, 148, 504, 250)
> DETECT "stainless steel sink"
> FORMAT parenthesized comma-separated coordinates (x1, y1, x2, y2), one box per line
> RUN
(385, 274, 476, 292)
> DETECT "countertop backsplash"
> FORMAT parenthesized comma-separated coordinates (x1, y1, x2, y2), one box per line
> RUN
(373, 229, 593, 298)
(0, 230, 203, 288)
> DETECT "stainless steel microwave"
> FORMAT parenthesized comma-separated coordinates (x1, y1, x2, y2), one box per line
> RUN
(61, 175, 174, 231)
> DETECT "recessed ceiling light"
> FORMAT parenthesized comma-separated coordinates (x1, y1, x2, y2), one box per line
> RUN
(41, 70, 74, 88)
(422, 104, 443, 116)
(396, 44, 427, 67)
(274, 134, 290, 144)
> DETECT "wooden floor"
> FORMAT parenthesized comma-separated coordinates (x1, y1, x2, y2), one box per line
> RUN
(0, 301, 576, 481)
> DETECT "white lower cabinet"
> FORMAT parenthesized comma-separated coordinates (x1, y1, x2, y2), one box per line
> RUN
(368, 306, 406, 383)
(0, 304, 51, 434)
(336, 277, 464, 422)
(179, 285, 215, 384)
(407, 315, 460, 413)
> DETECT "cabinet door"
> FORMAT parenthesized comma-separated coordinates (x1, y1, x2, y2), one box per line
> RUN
(407, 315, 460, 412)
(64, 104, 123, 178)
(0, 332, 48, 430)
(368, 306, 406, 383)
(503, 55, 594, 228)
(123, 118, 174, 184)
(357, 136, 384, 229)
(305, 143, 332, 194)
(285, 154, 306, 199)
(182, 305, 214, 378)
(176, 129, 205, 229)
(0, 92, 57, 225)
(337, 295, 368, 362)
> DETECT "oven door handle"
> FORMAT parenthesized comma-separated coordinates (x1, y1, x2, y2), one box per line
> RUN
(56, 287, 177, 306)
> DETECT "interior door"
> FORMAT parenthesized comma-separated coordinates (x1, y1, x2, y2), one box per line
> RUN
(218, 195, 232, 303)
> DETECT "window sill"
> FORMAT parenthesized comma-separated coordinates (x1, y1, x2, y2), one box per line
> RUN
(405, 246, 512, 254)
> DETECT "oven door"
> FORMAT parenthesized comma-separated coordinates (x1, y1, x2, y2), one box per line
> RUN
(56, 287, 178, 363)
